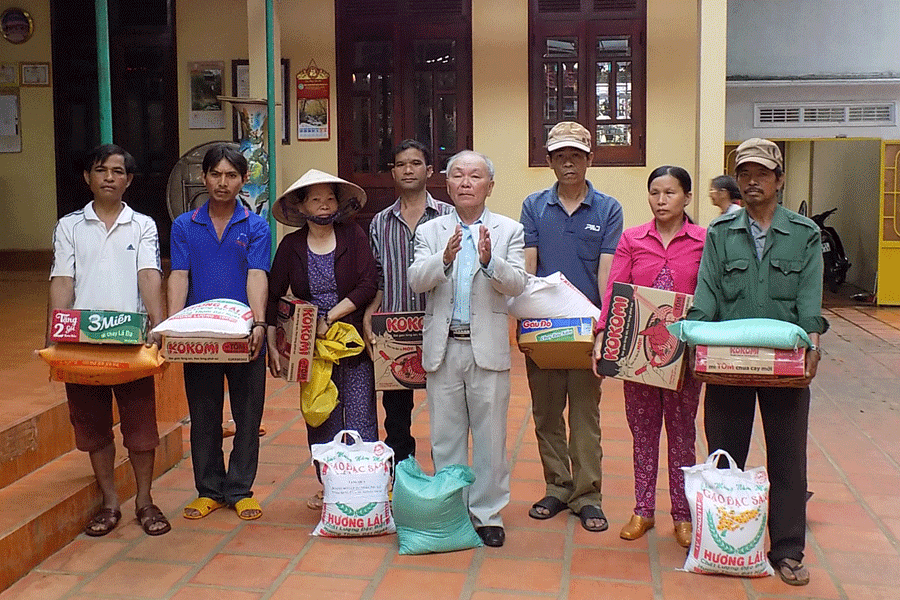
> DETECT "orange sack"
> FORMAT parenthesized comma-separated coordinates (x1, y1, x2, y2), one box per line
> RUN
(38, 343, 165, 386)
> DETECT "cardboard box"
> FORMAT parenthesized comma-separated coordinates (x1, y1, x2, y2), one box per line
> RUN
(275, 296, 317, 382)
(517, 317, 595, 370)
(371, 312, 425, 391)
(49, 309, 147, 345)
(161, 336, 251, 362)
(596, 283, 693, 390)
(695, 345, 806, 376)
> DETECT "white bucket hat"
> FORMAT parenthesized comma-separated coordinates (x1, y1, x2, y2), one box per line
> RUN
(272, 169, 367, 227)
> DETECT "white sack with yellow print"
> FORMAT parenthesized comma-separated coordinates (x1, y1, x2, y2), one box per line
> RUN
(682, 449, 775, 577)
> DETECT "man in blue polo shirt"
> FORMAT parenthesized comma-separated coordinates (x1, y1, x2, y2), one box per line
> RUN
(520, 122, 623, 532)
(168, 143, 271, 521)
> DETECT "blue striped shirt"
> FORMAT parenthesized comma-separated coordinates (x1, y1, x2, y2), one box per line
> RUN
(369, 193, 454, 312)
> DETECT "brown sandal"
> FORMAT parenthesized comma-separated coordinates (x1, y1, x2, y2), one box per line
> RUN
(85, 508, 122, 537)
(136, 503, 171, 536)
(775, 558, 810, 586)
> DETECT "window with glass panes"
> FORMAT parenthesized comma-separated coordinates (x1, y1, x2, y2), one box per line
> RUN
(529, 0, 645, 166)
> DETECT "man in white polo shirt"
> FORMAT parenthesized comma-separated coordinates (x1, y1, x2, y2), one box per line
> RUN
(47, 144, 169, 537)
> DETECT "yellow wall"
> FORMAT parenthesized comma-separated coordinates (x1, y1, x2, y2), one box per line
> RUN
(474, 0, 716, 229)
(0, 1, 57, 250)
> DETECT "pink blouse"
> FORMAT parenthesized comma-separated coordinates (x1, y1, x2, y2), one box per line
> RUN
(597, 219, 706, 330)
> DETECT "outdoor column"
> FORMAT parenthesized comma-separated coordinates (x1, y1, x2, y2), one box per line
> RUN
(695, 0, 729, 226)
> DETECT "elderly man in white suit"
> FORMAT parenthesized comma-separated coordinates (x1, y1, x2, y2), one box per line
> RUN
(408, 150, 527, 548)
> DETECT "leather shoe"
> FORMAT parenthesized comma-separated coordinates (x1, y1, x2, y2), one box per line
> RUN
(674, 521, 692, 548)
(619, 514, 655, 540)
(476, 526, 505, 547)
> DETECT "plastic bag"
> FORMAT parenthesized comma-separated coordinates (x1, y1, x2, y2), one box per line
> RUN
(310, 430, 395, 537)
(302, 322, 365, 427)
(39, 343, 164, 386)
(667, 318, 811, 350)
(391, 457, 483, 555)
(682, 450, 775, 577)
(507, 271, 601, 320)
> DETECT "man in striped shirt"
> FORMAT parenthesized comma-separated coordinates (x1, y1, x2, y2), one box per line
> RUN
(364, 139, 453, 461)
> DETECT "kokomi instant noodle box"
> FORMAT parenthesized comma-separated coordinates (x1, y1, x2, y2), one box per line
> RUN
(597, 282, 693, 391)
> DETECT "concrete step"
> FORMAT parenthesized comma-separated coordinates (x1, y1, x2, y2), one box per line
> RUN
(0, 420, 183, 591)
(0, 365, 189, 490)
(0, 393, 74, 490)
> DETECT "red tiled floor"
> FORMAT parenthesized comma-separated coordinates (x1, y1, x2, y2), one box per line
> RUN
(191, 554, 289, 590)
(294, 541, 389, 577)
(223, 523, 310, 557)
(81, 560, 192, 598)
(475, 557, 563, 594)
(269, 574, 370, 600)
(568, 578, 655, 600)
(37, 539, 129, 573)
(0, 573, 83, 600)
(372, 568, 466, 600)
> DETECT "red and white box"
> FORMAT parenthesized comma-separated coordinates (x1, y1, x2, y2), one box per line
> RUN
(161, 336, 251, 362)
(694, 345, 805, 376)
(275, 296, 317, 382)
(596, 282, 693, 390)
(371, 312, 425, 391)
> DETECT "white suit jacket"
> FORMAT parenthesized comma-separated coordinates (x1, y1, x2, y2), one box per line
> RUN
(408, 208, 527, 373)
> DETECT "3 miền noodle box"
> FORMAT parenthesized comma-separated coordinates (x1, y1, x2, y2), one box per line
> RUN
(597, 283, 693, 390)
(49, 309, 147, 344)
(371, 312, 425, 391)
(275, 296, 317, 382)
(517, 317, 595, 370)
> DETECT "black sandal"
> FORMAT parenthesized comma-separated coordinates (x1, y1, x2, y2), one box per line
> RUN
(528, 496, 567, 520)
(775, 558, 809, 586)
(136, 503, 172, 536)
(578, 505, 609, 532)
(85, 508, 121, 537)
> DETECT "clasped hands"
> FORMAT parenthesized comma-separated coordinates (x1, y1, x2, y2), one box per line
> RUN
(443, 224, 491, 268)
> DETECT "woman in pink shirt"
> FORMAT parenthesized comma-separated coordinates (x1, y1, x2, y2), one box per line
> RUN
(593, 166, 705, 548)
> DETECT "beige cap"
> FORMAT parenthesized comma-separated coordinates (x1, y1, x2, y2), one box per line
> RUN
(546, 121, 592, 153)
(735, 138, 783, 171)
(272, 169, 366, 227)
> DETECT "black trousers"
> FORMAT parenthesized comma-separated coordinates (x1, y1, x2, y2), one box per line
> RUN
(183, 357, 267, 505)
(381, 388, 415, 462)
(704, 384, 810, 565)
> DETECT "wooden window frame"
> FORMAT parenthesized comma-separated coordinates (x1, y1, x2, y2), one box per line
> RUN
(528, 1, 646, 167)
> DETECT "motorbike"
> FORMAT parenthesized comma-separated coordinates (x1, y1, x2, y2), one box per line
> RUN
(810, 207, 851, 293)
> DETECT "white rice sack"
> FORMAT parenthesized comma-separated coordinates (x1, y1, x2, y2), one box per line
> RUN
(311, 430, 395, 537)
(152, 298, 252, 338)
(682, 450, 775, 578)
(507, 271, 601, 320)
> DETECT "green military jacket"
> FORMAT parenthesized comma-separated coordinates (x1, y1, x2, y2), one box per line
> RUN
(687, 204, 829, 334)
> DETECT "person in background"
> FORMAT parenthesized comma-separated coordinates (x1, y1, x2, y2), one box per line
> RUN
(408, 150, 527, 548)
(266, 169, 377, 510)
(688, 138, 827, 586)
(48, 144, 169, 537)
(364, 139, 453, 462)
(593, 166, 705, 548)
(709, 174, 743, 215)
(520, 121, 622, 532)
(169, 143, 270, 522)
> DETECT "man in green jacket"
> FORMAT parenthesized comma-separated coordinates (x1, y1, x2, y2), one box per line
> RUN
(688, 138, 827, 587)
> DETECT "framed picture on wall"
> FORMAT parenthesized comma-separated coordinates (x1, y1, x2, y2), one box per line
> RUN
(0, 62, 18, 87)
(20, 62, 50, 87)
(231, 58, 290, 145)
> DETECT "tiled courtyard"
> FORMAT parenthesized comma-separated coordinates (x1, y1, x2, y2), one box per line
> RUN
(3, 277, 900, 599)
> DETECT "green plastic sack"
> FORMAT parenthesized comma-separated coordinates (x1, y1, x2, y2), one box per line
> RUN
(667, 318, 811, 350)
(391, 458, 483, 555)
